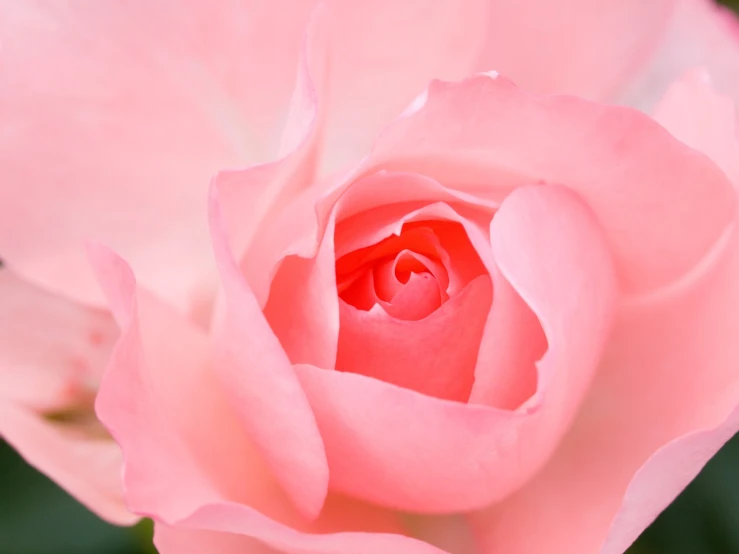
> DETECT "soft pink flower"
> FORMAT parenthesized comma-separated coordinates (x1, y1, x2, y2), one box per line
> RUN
(91, 62, 739, 553)
(1, 0, 739, 547)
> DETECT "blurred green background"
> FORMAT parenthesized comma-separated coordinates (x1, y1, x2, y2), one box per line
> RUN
(1, 435, 739, 553)
(3, 0, 739, 552)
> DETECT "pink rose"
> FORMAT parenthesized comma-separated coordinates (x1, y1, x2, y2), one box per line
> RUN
(90, 63, 739, 553)
(0, 0, 738, 549)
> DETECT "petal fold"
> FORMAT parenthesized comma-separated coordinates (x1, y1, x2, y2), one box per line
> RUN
(366, 74, 735, 294)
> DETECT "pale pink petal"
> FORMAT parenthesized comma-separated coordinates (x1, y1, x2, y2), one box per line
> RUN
(367, 74, 735, 294)
(218, 0, 490, 321)
(154, 502, 448, 554)
(0, 268, 116, 411)
(208, 187, 329, 520)
(0, 267, 128, 523)
(404, 514, 478, 554)
(156, 525, 280, 554)
(216, 5, 328, 272)
(215, 12, 338, 369)
(653, 68, 739, 185)
(468, 262, 546, 410)
(602, 407, 739, 554)
(154, 495, 421, 554)
(89, 246, 304, 526)
(315, 0, 490, 170)
(0, 401, 134, 525)
(619, 0, 739, 112)
(0, 1, 324, 311)
(263, 216, 339, 367)
(489, 184, 618, 419)
(473, 0, 675, 100)
(328, 172, 498, 245)
(469, 206, 739, 554)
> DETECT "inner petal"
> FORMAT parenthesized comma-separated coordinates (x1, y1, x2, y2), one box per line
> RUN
(373, 250, 447, 303)
(336, 226, 449, 285)
(393, 250, 450, 293)
(380, 271, 442, 321)
(338, 224, 453, 321)
(334, 210, 491, 401)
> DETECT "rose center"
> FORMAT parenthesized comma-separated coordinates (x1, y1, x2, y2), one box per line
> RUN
(336, 220, 483, 321)
(333, 218, 492, 401)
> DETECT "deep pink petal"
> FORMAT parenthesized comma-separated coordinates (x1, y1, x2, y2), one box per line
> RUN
(376, 266, 444, 321)
(329, 172, 531, 407)
(335, 197, 493, 402)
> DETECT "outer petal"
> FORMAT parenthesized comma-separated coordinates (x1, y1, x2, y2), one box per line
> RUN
(470, 88, 739, 550)
(209, 187, 329, 520)
(619, 0, 739, 112)
(0, 268, 116, 411)
(216, 9, 339, 370)
(0, 402, 133, 525)
(292, 185, 617, 513)
(154, 502, 447, 554)
(473, 0, 675, 100)
(653, 68, 739, 185)
(598, 64, 739, 554)
(0, 1, 319, 310)
(602, 407, 739, 554)
(264, 216, 339, 369)
(470, 214, 739, 554)
(315, 0, 489, 171)
(366, 74, 735, 294)
(156, 525, 280, 554)
(0, 268, 130, 523)
(0, 0, 492, 311)
(89, 246, 305, 526)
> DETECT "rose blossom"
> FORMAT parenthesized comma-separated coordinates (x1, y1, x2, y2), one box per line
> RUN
(88, 57, 739, 552)
(0, 0, 738, 549)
